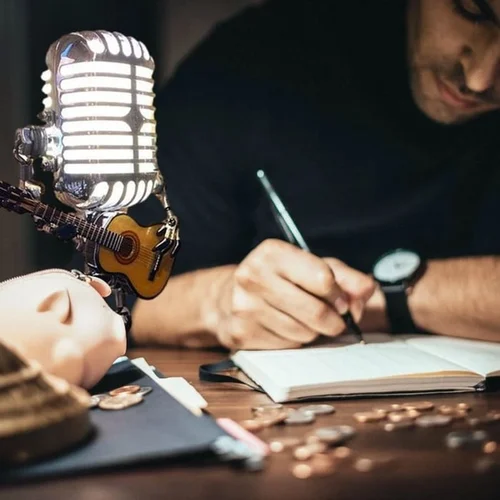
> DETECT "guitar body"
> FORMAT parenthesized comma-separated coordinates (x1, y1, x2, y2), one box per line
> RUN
(97, 214, 175, 299)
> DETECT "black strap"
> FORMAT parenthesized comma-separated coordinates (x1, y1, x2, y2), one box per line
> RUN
(199, 359, 265, 393)
(384, 288, 417, 334)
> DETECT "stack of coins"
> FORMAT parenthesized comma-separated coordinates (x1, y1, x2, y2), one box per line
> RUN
(240, 403, 336, 432)
(88, 385, 153, 411)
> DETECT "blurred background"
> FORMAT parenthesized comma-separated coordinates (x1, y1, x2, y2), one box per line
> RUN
(0, 0, 258, 281)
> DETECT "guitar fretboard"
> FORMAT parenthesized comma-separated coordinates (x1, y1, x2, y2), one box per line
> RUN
(33, 203, 124, 252)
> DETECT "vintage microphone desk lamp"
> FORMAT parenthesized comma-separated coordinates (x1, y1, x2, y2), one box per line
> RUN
(3, 31, 180, 326)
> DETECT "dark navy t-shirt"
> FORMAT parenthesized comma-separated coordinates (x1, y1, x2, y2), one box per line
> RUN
(132, 0, 500, 276)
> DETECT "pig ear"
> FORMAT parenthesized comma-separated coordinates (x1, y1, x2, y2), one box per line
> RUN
(36, 288, 71, 324)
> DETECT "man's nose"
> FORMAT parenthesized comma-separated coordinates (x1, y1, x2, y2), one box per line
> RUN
(463, 41, 500, 94)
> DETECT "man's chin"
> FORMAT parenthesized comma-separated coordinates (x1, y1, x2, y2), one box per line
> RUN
(414, 94, 478, 125)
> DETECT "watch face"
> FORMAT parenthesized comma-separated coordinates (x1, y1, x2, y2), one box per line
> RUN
(373, 249, 421, 284)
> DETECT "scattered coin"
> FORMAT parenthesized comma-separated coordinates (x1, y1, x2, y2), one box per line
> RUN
(483, 441, 498, 454)
(99, 393, 143, 410)
(285, 410, 315, 425)
(292, 463, 313, 479)
(312, 427, 345, 445)
(269, 437, 303, 453)
(309, 453, 335, 476)
(445, 430, 488, 449)
(456, 402, 471, 412)
(109, 385, 141, 397)
(415, 414, 452, 428)
(452, 410, 469, 421)
(354, 458, 374, 473)
(240, 420, 263, 432)
(88, 393, 109, 408)
(438, 405, 455, 415)
(354, 411, 386, 423)
(387, 412, 414, 424)
(401, 401, 434, 411)
(293, 442, 327, 461)
(336, 425, 357, 440)
(299, 404, 335, 416)
(468, 417, 481, 427)
(384, 421, 414, 431)
(136, 386, 153, 397)
(259, 410, 290, 427)
(333, 446, 352, 459)
(252, 403, 284, 415)
(354, 455, 393, 472)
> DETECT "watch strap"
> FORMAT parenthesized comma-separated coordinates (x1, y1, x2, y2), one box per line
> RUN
(383, 287, 417, 334)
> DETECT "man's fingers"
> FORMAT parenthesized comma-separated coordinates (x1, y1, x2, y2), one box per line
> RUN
(324, 257, 376, 302)
(220, 316, 302, 350)
(233, 271, 345, 336)
(242, 239, 346, 304)
(231, 288, 319, 344)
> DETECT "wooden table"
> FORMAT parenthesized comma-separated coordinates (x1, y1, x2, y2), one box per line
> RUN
(1, 347, 500, 500)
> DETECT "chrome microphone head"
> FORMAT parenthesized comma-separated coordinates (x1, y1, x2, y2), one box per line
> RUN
(15, 30, 162, 212)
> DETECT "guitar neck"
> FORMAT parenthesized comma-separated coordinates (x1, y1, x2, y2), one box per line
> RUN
(32, 203, 122, 252)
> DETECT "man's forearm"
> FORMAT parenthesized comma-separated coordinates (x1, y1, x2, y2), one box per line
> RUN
(409, 256, 500, 341)
(362, 256, 500, 342)
(131, 264, 236, 348)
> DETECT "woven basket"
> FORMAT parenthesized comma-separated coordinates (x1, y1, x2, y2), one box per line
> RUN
(0, 341, 92, 465)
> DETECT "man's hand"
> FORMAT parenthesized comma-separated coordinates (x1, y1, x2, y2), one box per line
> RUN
(207, 239, 375, 350)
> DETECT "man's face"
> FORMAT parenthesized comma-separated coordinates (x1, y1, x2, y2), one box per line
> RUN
(407, 0, 500, 124)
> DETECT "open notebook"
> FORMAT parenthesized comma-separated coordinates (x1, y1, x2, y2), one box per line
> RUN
(231, 335, 500, 403)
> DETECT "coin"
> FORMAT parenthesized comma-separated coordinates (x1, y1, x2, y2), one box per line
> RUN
(299, 404, 335, 416)
(313, 427, 345, 445)
(99, 393, 143, 410)
(384, 421, 414, 431)
(292, 463, 313, 479)
(483, 441, 498, 454)
(337, 425, 357, 440)
(88, 393, 109, 408)
(354, 411, 386, 423)
(415, 414, 452, 428)
(438, 405, 454, 415)
(269, 437, 303, 453)
(333, 446, 352, 459)
(468, 417, 481, 427)
(354, 456, 393, 472)
(285, 410, 315, 425)
(354, 458, 374, 472)
(452, 410, 469, 421)
(309, 453, 335, 476)
(252, 403, 284, 415)
(445, 430, 488, 449)
(293, 442, 327, 460)
(401, 401, 434, 411)
(109, 385, 141, 397)
(456, 402, 471, 412)
(136, 386, 153, 397)
(387, 412, 414, 424)
(240, 420, 264, 432)
(258, 410, 289, 427)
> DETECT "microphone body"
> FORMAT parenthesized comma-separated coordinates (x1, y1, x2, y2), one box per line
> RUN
(16, 30, 163, 213)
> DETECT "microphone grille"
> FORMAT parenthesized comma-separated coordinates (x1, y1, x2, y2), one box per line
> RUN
(40, 31, 160, 212)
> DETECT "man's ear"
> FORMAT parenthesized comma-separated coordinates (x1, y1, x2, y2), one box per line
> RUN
(36, 289, 71, 324)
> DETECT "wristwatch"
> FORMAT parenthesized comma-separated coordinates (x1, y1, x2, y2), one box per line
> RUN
(372, 249, 426, 334)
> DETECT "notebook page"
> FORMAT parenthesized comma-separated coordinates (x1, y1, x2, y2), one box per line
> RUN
(232, 340, 472, 392)
(405, 336, 500, 377)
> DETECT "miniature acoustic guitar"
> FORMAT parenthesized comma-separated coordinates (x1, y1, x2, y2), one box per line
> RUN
(0, 180, 177, 299)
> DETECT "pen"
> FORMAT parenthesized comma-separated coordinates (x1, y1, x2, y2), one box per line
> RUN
(256, 169, 366, 344)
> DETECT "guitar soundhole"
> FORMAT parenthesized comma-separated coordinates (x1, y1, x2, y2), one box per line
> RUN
(116, 232, 139, 265)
